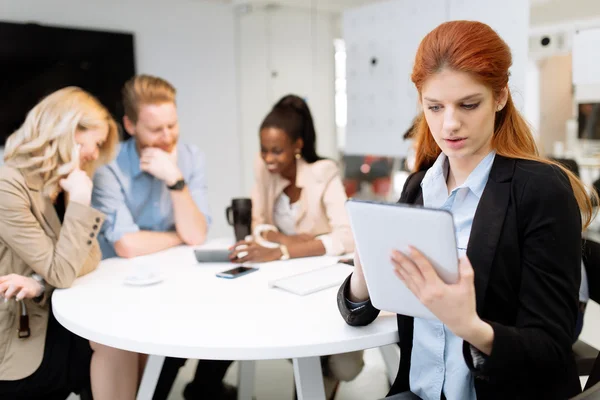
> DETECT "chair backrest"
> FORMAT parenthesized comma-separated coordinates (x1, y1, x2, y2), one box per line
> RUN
(582, 239, 600, 304)
(574, 339, 600, 376)
(571, 381, 600, 399)
(551, 158, 581, 177)
(586, 352, 600, 392)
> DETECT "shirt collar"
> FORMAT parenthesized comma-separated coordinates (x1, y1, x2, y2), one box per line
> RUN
(276, 158, 310, 189)
(463, 151, 496, 198)
(295, 158, 309, 188)
(421, 150, 496, 199)
(421, 152, 449, 190)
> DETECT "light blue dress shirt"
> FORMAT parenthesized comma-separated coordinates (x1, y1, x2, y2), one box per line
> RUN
(410, 150, 495, 400)
(92, 138, 212, 259)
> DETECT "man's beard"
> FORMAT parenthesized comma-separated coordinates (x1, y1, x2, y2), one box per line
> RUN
(140, 140, 176, 153)
(157, 143, 176, 153)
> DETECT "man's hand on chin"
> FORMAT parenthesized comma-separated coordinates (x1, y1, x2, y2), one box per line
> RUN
(139, 147, 182, 185)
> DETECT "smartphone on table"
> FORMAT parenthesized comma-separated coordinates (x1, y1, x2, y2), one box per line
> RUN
(216, 266, 258, 279)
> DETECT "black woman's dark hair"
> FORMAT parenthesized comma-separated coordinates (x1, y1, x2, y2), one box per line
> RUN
(259, 94, 322, 163)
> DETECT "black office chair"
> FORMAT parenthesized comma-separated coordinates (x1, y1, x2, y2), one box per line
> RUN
(571, 381, 600, 400)
(587, 354, 600, 390)
(583, 239, 600, 306)
(575, 239, 600, 377)
(551, 158, 581, 177)
(571, 353, 600, 399)
(575, 340, 600, 377)
(380, 392, 421, 400)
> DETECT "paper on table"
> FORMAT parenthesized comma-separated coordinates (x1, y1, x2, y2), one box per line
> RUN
(268, 263, 353, 296)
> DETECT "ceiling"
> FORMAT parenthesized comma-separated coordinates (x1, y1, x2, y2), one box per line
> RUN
(202, 0, 387, 13)
(202, 0, 600, 28)
(530, 0, 600, 28)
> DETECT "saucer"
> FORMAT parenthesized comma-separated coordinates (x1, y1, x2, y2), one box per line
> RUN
(123, 272, 164, 286)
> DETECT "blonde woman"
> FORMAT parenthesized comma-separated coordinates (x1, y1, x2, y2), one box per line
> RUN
(0, 87, 122, 400)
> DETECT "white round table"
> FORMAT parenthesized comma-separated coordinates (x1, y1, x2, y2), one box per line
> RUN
(52, 240, 399, 400)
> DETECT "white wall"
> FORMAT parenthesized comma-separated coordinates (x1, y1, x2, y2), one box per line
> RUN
(343, 1, 445, 157)
(0, 0, 241, 238)
(343, 0, 529, 157)
(524, 59, 542, 141)
(448, 0, 529, 111)
(573, 28, 600, 86)
(237, 5, 337, 194)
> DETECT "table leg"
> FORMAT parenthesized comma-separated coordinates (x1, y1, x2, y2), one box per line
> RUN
(379, 344, 400, 385)
(292, 356, 325, 400)
(137, 354, 165, 400)
(237, 360, 256, 400)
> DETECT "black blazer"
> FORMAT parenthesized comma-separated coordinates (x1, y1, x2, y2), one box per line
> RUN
(338, 155, 583, 399)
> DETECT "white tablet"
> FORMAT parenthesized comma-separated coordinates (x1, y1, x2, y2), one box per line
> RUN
(345, 199, 459, 320)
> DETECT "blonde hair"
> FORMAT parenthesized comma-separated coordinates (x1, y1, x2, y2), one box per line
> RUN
(4, 87, 119, 197)
(122, 74, 176, 123)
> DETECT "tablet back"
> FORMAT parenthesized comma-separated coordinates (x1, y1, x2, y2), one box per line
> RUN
(345, 199, 459, 320)
(194, 249, 231, 263)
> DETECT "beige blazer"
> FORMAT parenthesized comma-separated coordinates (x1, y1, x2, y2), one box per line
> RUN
(251, 156, 354, 255)
(0, 165, 105, 381)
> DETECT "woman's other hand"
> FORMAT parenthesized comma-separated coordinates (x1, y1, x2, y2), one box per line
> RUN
(0, 274, 44, 301)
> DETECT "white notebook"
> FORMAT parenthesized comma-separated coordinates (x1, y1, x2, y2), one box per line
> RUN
(268, 263, 354, 296)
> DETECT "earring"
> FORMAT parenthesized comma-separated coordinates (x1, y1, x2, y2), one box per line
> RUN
(295, 152, 301, 160)
(497, 105, 503, 112)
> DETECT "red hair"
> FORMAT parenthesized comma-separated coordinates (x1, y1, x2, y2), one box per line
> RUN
(410, 21, 595, 228)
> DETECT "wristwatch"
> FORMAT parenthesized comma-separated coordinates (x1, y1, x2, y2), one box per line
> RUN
(167, 178, 186, 191)
(279, 244, 290, 260)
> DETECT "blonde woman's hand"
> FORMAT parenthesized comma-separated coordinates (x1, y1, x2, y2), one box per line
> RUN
(60, 166, 93, 206)
(0, 274, 44, 301)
